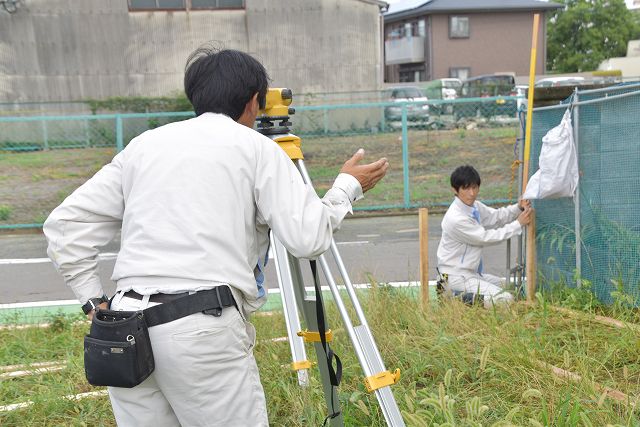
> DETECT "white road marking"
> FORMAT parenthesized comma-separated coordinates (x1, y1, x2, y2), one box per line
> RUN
(0, 300, 78, 309)
(0, 282, 437, 311)
(395, 228, 419, 234)
(336, 240, 369, 246)
(0, 252, 118, 265)
(357, 234, 380, 238)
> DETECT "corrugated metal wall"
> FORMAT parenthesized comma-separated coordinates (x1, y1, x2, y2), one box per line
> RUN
(0, 0, 382, 107)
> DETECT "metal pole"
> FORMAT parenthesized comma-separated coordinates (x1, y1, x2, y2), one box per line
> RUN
(116, 115, 124, 152)
(572, 88, 582, 288)
(84, 118, 91, 148)
(323, 107, 329, 135)
(41, 120, 49, 150)
(506, 239, 511, 287)
(401, 105, 410, 208)
(523, 13, 541, 302)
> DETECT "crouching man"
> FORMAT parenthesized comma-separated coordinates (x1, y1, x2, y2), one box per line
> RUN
(437, 165, 533, 308)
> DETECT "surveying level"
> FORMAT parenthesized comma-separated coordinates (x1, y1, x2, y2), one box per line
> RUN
(256, 88, 405, 426)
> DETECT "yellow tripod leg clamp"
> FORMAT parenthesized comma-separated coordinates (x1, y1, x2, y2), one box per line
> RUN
(364, 368, 401, 392)
(297, 329, 333, 343)
(291, 360, 313, 371)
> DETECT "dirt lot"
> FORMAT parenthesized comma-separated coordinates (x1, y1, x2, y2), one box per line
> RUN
(0, 126, 519, 226)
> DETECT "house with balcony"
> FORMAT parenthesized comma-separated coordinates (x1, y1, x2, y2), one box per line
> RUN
(383, 0, 562, 83)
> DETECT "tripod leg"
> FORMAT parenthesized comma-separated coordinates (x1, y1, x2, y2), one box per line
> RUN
(287, 252, 344, 426)
(271, 233, 310, 386)
(317, 253, 405, 426)
(294, 159, 405, 426)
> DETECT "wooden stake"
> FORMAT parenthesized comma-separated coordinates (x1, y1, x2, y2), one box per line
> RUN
(419, 208, 429, 307)
(547, 305, 640, 332)
(535, 360, 632, 404)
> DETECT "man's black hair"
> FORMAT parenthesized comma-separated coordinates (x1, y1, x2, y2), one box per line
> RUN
(184, 47, 269, 120)
(450, 165, 481, 191)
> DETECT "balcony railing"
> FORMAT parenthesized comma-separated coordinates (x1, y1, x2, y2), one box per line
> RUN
(385, 36, 425, 65)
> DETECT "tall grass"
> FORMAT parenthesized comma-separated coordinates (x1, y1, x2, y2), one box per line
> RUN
(1, 288, 639, 426)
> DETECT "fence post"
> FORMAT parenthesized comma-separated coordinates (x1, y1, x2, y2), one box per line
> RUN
(401, 104, 410, 208)
(84, 118, 90, 148)
(116, 115, 124, 152)
(323, 107, 328, 135)
(572, 88, 582, 288)
(41, 120, 49, 150)
(419, 208, 429, 308)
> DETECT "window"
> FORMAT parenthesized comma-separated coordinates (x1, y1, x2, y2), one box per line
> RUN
(128, 0, 244, 10)
(399, 63, 426, 83)
(449, 67, 470, 81)
(418, 19, 426, 37)
(386, 19, 426, 41)
(449, 16, 469, 38)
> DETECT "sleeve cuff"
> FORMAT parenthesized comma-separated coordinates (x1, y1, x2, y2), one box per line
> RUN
(333, 173, 364, 203)
(72, 276, 105, 305)
(509, 220, 524, 234)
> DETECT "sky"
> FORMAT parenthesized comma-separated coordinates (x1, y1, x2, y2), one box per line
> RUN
(384, 0, 640, 9)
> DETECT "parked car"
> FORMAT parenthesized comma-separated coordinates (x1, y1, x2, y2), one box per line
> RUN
(423, 78, 461, 114)
(535, 76, 586, 87)
(383, 86, 430, 123)
(453, 74, 518, 120)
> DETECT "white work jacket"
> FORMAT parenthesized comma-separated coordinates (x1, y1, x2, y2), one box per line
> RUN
(44, 113, 362, 315)
(437, 197, 522, 276)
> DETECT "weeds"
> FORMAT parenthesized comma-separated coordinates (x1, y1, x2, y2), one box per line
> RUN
(2, 287, 640, 425)
(0, 205, 11, 220)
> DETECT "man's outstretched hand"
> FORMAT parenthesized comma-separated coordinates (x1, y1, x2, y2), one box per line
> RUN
(340, 148, 389, 193)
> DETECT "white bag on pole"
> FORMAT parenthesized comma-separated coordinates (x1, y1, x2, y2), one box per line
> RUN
(523, 109, 579, 199)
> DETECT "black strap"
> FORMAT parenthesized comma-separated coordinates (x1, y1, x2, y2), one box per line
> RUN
(309, 260, 342, 425)
(143, 286, 236, 327)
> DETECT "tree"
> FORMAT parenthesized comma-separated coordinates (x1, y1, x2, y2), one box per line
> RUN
(547, 0, 640, 73)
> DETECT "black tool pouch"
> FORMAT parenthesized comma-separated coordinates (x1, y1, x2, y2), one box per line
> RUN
(84, 309, 155, 388)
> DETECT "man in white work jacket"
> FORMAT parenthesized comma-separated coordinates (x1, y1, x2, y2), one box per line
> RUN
(43, 47, 389, 426)
(437, 165, 533, 308)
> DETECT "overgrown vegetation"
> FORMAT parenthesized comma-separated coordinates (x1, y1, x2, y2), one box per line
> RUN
(536, 195, 640, 309)
(2, 286, 640, 426)
(86, 93, 192, 114)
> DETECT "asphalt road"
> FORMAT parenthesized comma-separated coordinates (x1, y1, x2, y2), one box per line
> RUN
(0, 214, 519, 304)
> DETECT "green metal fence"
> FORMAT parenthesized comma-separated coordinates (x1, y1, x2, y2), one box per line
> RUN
(530, 83, 640, 304)
(0, 97, 521, 229)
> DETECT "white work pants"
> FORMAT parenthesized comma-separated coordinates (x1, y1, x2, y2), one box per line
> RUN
(108, 293, 268, 427)
(445, 273, 514, 308)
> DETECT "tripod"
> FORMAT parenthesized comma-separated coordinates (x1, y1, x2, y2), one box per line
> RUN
(256, 89, 405, 426)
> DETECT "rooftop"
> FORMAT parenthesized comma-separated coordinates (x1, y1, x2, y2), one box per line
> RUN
(385, 0, 563, 21)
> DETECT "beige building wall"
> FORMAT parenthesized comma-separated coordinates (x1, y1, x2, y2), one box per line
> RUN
(0, 0, 382, 105)
(430, 12, 546, 79)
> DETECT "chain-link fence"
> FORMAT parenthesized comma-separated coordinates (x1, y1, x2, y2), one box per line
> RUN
(530, 83, 640, 304)
(0, 97, 521, 228)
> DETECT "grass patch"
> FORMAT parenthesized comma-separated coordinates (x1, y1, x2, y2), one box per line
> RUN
(1, 288, 639, 425)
